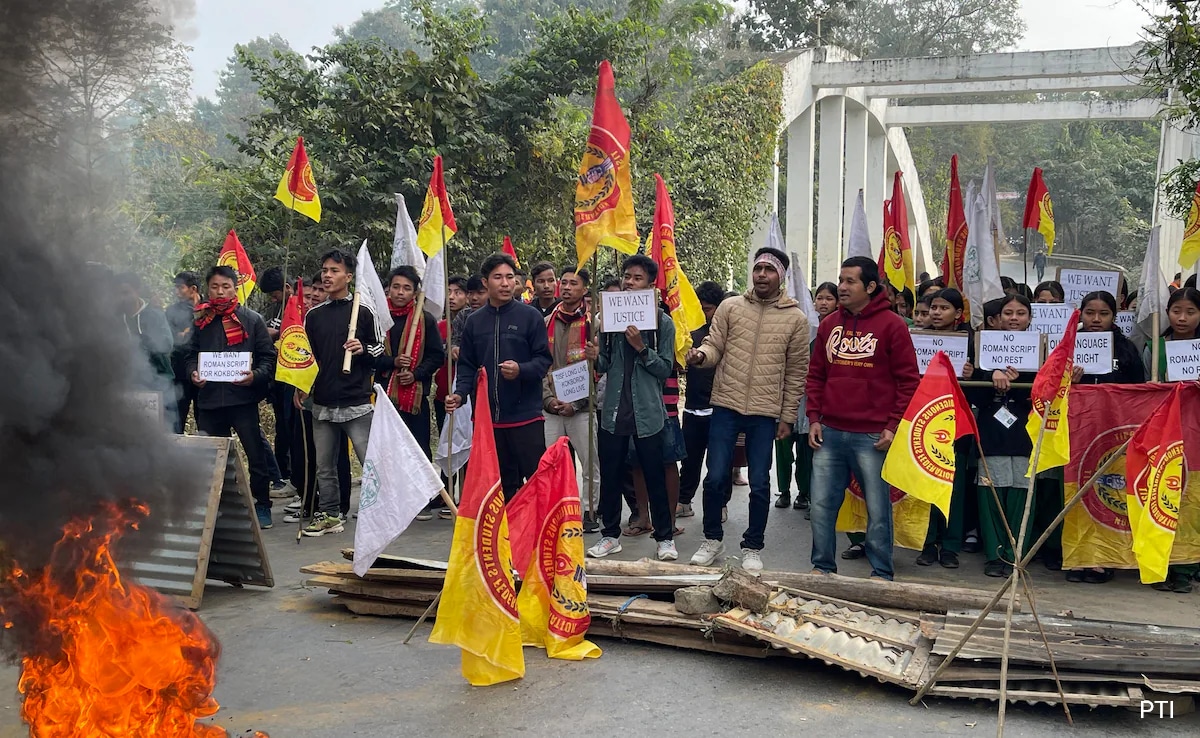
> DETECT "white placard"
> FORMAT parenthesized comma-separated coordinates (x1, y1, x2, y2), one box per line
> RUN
(1165, 338, 1200, 382)
(1032, 303, 1075, 354)
(127, 391, 164, 425)
(910, 331, 969, 376)
(551, 360, 591, 404)
(1057, 268, 1121, 307)
(1115, 311, 1136, 337)
(198, 351, 252, 382)
(601, 289, 657, 333)
(976, 331, 1043, 372)
(1074, 332, 1114, 375)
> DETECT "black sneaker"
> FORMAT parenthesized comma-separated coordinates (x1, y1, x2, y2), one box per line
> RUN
(984, 560, 1007, 578)
(582, 512, 600, 534)
(774, 494, 791, 509)
(915, 544, 939, 566)
(939, 550, 960, 569)
(961, 533, 980, 554)
(841, 543, 866, 560)
(793, 497, 809, 511)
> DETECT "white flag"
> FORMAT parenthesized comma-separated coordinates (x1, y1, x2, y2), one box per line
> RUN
(435, 396, 472, 477)
(353, 385, 444, 576)
(424, 246, 446, 319)
(963, 190, 1005, 329)
(390, 194, 425, 279)
(983, 161, 1005, 247)
(764, 213, 820, 342)
(356, 240, 394, 334)
(845, 189, 872, 260)
(1136, 225, 1168, 344)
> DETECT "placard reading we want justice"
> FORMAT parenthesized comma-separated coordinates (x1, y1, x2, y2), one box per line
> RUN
(1057, 268, 1121, 307)
(600, 289, 657, 333)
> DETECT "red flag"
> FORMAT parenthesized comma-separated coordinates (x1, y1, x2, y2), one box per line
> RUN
(273, 137, 322, 222)
(501, 236, 520, 268)
(1032, 310, 1079, 407)
(417, 154, 458, 256)
(1126, 385, 1187, 583)
(941, 155, 967, 293)
(1023, 167, 1056, 254)
(216, 230, 256, 304)
(880, 171, 914, 294)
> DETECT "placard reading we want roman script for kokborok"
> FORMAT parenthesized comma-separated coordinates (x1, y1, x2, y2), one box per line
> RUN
(976, 331, 1043, 372)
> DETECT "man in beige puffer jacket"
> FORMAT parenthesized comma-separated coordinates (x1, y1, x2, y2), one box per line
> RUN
(685, 246, 810, 572)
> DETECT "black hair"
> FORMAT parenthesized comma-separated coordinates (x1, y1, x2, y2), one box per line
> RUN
(695, 280, 726, 307)
(1079, 290, 1117, 315)
(982, 297, 1005, 325)
(814, 281, 838, 300)
(480, 252, 517, 277)
(560, 265, 591, 285)
(753, 246, 790, 271)
(899, 287, 914, 309)
(387, 265, 421, 291)
(448, 275, 468, 291)
(319, 249, 356, 274)
(841, 256, 880, 295)
(206, 265, 238, 285)
(930, 288, 965, 313)
(917, 277, 943, 297)
(1165, 288, 1200, 337)
(1185, 274, 1197, 292)
(466, 276, 486, 293)
(999, 292, 1032, 314)
(918, 271, 930, 283)
(308, 272, 323, 287)
(1032, 280, 1065, 302)
(1017, 283, 1034, 300)
(601, 277, 622, 291)
(917, 293, 935, 309)
(1127, 289, 1139, 305)
(259, 266, 285, 294)
(622, 254, 659, 283)
(530, 261, 555, 280)
(174, 271, 200, 289)
(1000, 275, 1016, 292)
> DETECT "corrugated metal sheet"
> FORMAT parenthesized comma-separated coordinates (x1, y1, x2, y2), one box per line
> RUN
(925, 678, 1143, 708)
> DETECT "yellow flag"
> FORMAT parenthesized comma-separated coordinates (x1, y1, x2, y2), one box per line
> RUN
(1026, 371, 1071, 475)
(1126, 386, 1186, 584)
(275, 290, 318, 394)
(274, 137, 322, 223)
(1180, 181, 1200, 269)
(575, 61, 638, 269)
(835, 477, 931, 551)
(416, 155, 458, 257)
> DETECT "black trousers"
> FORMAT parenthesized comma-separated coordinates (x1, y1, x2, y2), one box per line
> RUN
(598, 428, 673, 542)
(197, 403, 271, 508)
(173, 379, 197, 434)
(679, 412, 711, 505)
(270, 382, 294, 479)
(495, 421, 546, 502)
(292, 408, 352, 515)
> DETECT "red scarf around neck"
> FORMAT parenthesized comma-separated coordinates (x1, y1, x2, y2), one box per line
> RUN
(387, 300, 424, 414)
(547, 301, 589, 365)
(194, 297, 246, 346)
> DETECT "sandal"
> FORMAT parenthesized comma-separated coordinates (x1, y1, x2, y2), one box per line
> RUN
(673, 526, 685, 537)
(623, 522, 653, 537)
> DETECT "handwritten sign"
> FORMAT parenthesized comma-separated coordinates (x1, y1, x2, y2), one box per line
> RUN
(1115, 311, 1136, 337)
(551, 361, 591, 404)
(910, 331, 969, 375)
(1074, 332, 1113, 375)
(1057, 268, 1121, 307)
(1164, 338, 1200, 382)
(198, 351, 252, 382)
(601, 289, 657, 333)
(1032, 303, 1075, 354)
(976, 331, 1043, 372)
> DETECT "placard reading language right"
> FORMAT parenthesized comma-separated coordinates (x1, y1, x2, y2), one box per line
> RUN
(1164, 338, 1200, 382)
(976, 331, 1043, 372)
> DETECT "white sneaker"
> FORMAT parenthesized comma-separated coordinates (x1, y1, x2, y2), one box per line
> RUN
(657, 540, 678, 561)
(586, 536, 622, 558)
(741, 548, 763, 572)
(283, 496, 303, 512)
(690, 539, 725, 566)
(283, 511, 307, 524)
(270, 482, 296, 498)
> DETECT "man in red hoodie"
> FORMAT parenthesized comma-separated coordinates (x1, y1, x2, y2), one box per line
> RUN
(806, 256, 919, 580)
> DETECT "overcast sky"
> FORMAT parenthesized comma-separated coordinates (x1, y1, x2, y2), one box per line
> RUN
(186, 0, 1158, 99)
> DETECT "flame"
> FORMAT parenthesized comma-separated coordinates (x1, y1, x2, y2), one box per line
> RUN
(1, 501, 225, 737)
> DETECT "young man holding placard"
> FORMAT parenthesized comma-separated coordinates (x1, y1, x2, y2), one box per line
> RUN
(185, 265, 278, 528)
(446, 252, 552, 501)
(300, 249, 386, 536)
(542, 265, 600, 532)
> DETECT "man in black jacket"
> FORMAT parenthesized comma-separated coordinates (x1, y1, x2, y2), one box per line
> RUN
(166, 271, 201, 433)
(184, 266, 277, 528)
(677, 281, 725, 518)
(446, 252, 552, 500)
(300, 249, 385, 536)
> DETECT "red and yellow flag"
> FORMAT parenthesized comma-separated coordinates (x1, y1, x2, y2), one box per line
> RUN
(649, 174, 705, 366)
(1179, 180, 1200, 269)
(275, 280, 318, 394)
(216, 230, 256, 304)
(881, 171, 914, 295)
(941, 155, 968, 299)
(836, 476, 932, 551)
(1126, 385, 1187, 584)
(882, 352, 978, 519)
(1023, 167, 1055, 254)
(506, 437, 602, 661)
(575, 60, 638, 270)
(501, 236, 521, 268)
(273, 137, 321, 223)
(417, 155, 458, 257)
(1026, 309, 1079, 475)
(428, 368, 524, 686)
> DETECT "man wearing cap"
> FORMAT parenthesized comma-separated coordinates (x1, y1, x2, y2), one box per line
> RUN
(686, 246, 809, 572)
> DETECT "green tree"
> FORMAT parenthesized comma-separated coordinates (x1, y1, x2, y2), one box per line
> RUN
(1140, 0, 1200, 217)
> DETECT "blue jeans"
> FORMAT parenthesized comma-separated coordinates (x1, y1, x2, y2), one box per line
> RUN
(810, 426, 894, 579)
(701, 407, 777, 550)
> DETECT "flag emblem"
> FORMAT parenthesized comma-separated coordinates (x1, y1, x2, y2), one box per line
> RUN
(536, 498, 590, 639)
(277, 324, 315, 371)
(217, 248, 254, 299)
(576, 144, 620, 221)
(1145, 442, 1185, 532)
(909, 396, 958, 483)
(476, 483, 519, 619)
(1039, 191, 1054, 223)
(1077, 428, 1132, 533)
(885, 227, 904, 271)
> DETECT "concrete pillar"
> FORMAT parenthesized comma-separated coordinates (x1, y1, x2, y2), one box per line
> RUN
(816, 96, 846, 283)
(747, 142, 781, 284)
(1157, 121, 1198, 275)
(843, 107, 869, 254)
(787, 108, 816, 286)
(866, 131, 888, 250)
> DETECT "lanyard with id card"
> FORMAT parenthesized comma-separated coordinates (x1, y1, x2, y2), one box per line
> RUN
(993, 404, 1018, 429)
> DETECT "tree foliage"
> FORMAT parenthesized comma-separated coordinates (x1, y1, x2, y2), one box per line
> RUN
(1140, 0, 1200, 217)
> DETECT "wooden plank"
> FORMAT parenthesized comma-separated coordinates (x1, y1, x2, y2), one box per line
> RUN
(941, 611, 1200, 645)
(300, 561, 447, 584)
(340, 550, 448, 570)
(591, 622, 774, 659)
(305, 575, 441, 602)
(925, 684, 1143, 707)
(332, 595, 435, 619)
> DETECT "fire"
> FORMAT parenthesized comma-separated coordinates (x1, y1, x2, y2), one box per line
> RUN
(1, 501, 225, 737)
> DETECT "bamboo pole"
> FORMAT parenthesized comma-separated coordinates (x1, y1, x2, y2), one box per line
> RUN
(441, 224, 458, 509)
(1152, 312, 1161, 382)
(341, 291, 362, 374)
(586, 251, 599, 524)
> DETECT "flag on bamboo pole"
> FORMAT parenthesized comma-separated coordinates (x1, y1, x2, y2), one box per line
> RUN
(217, 230, 257, 304)
(963, 185, 1004, 330)
(769, 214, 820, 341)
(941, 155, 968, 301)
(575, 60, 638, 269)
(882, 352, 978, 519)
(1180, 180, 1200, 269)
(417, 155, 457, 257)
(356, 240, 393, 334)
(390, 194, 425, 276)
(649, 174, 705, 366)
(1136, 226, 1168, 348)
(274, 280, 319, 394)
(846, 189, 872, 260)
(1023, 167, 1055, 254)
(273, 137, 322, 223)
(881, 172, 914, 295)
(429, 368, 524, 686)
(506, 437, 602, 661)
(1126, 385, 1187, 584)
(1026, 310, 1079, 475)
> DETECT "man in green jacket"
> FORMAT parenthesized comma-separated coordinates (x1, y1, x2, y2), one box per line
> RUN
(585, 254, 678, 562)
